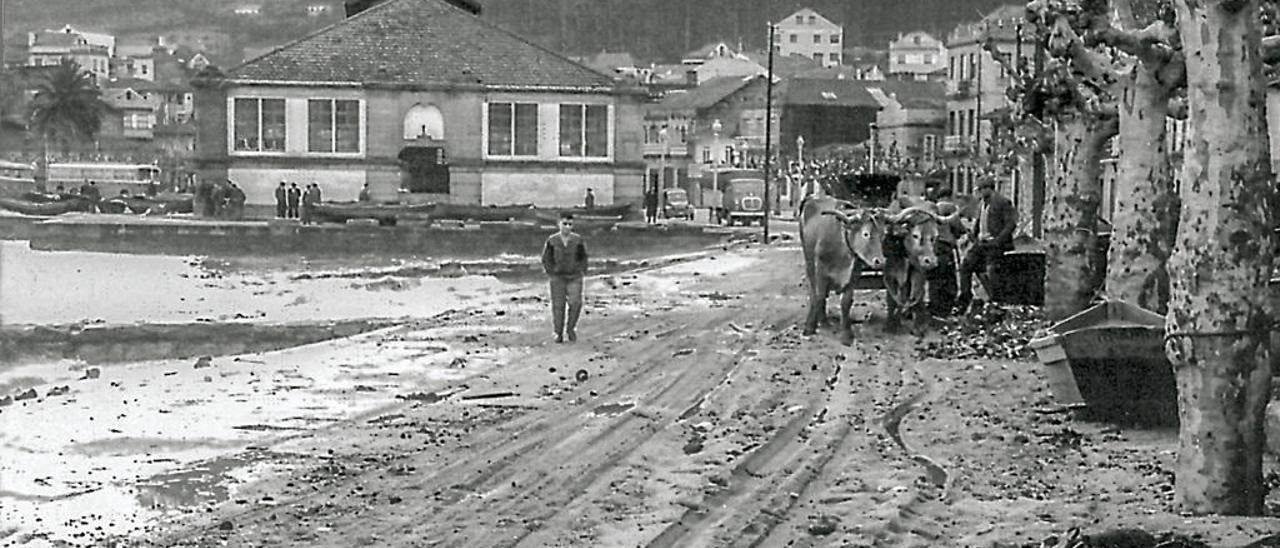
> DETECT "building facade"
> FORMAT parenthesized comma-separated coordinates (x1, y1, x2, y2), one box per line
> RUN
(641, 75, 779, 201)
(772, 9, 844, 68)
(779, 77, 881, 158)
(888, 31, 946, 81)
(943, 4, 1033, 213)
(193, 0, 646, 208)
(26, 26, 116, 83)
(867, 81, 946, 173)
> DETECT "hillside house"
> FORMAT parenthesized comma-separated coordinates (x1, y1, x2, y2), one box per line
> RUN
(772, 8, 844, 67)
(888, 31, 947, 81)
(192, 0, 646, 208)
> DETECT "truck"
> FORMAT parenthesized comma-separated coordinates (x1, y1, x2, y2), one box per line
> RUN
(701, 168, 766, 226)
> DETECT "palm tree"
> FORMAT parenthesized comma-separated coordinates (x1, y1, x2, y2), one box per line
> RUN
(27, 60, 110, 190)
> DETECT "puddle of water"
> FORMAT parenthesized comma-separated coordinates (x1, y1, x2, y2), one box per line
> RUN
(134, 454, 250, 510)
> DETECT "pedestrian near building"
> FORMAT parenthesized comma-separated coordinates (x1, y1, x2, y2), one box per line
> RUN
(300, 184, 317, 225)
(956, 177, 1016, 313)
(312, 182, 323, 204)
(287, 183, 301, 218)
(358, 183, 371, 202)
(541, 214, 588, 343)
(210, 182, 227, 218)
(584, 188, 595, 209)
(275, 182, 288, 217)
(643, 185, 658, 224)
(226, 182, 247, 220)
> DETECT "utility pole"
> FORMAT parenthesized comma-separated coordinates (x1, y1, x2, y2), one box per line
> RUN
(763, 22, 775, 244)
(1031, 18, 1046, 238)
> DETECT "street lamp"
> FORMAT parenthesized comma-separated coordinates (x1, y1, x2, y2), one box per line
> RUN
(868, 122, 879, 173)
(796, 135, 806, 198)
(711, 119, 722, 224)
(657, 127, 669, 192)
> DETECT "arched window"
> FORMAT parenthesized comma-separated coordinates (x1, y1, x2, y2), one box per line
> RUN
(402, 104, 445, 141)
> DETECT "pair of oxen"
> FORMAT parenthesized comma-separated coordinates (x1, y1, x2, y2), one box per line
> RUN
(799, 195, 960, 344)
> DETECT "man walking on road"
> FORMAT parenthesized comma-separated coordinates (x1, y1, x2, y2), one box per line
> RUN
(542, 214, 588, 343)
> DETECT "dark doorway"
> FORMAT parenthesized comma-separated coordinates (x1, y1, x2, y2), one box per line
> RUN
(399, 146, 450, 194)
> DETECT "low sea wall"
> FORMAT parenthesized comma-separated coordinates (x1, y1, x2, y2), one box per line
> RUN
(0, 215, 38, 240)
(0, 319, 399, 366)
(23, 215, 739, 258)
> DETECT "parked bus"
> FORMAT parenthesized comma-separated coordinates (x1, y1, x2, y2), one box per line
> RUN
(47, 162, 162, 196)
(0, 160, 36, 196)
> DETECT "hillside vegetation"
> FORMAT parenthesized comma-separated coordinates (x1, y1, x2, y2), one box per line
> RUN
(4, 0, 1011, 64)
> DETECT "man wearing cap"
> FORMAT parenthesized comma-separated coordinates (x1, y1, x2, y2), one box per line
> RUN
(541, 214, 589, 343)
(957, 177, 1016, 313)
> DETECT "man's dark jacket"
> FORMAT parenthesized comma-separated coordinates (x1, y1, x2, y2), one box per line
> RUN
(542, 233, 588, 277)
(982, 193, 1016, 251)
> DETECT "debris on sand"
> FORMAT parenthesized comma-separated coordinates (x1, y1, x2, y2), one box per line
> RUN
(14, 388, 38, 401)
(807, 514, 839, 536)
(1017, 528, 1215, 548)
(194, 356, 213, 369)
(916, 303, 1048, 361)
(80, 367, 101, 380)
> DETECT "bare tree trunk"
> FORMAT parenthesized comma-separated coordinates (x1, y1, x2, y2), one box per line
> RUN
(1042, 114, 1117, 321)
(1166, 0, 1274, 516)
(1105, 61, 1178, 313)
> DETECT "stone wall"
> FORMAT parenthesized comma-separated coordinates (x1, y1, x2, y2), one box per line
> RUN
(25, 217, 735, 259)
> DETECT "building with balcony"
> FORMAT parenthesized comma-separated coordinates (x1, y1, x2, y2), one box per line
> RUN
(888, 31, 946, 82)
(943, 4, 1034, 203)
(772, 8, 844, 68)
(641, 74, 778, 198)
(867, 81, 946, 173)
(26, 26, 116, 83)
(193, 0, 646, 208)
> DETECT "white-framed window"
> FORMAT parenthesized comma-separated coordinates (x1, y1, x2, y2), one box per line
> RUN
(307, 98, 361, 153)
(233, 97, 286, 152)
(486, 102, 538, 157)
(558, 103, 609, 158)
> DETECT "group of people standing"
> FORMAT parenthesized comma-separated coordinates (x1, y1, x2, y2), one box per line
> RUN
(274, 182, 324, 224)
(921, 177, 1017, 318)
(193, 179, 247, 219)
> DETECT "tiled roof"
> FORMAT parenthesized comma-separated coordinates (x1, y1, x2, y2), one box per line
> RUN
(30, 32, 83, 48)
(782, 78, 882, 108)
(866, 80, 945, 109)
(649, 75, 761, 114)
(229, 0, 621, 91)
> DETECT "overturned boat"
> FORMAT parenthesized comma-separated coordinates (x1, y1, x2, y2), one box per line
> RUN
(1027, 300, 1177, 426)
